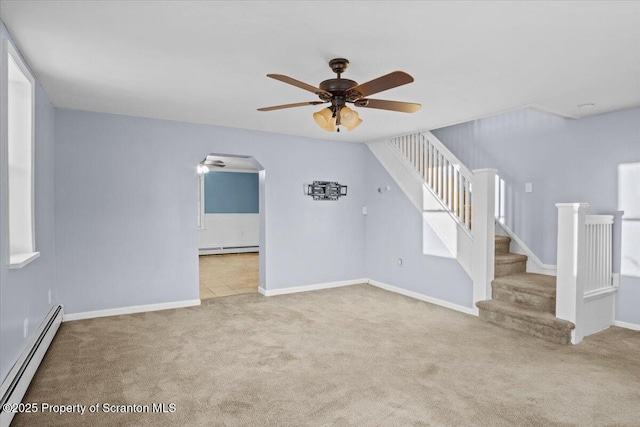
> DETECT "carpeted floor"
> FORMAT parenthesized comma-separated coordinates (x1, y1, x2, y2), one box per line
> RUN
(13, 284, 640, 426)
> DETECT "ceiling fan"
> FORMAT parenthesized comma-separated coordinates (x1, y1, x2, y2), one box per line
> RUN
(257, 58, 421, 132)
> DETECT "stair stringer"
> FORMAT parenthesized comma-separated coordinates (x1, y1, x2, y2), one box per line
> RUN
(366, 140, 473, 278)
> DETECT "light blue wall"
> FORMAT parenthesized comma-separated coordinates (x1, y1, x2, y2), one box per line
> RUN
(204, 172, 258, 214)
(51, 106, 639, 324)
(364, 149, 474, 308)
(54, 109, 367, 314)
(432, 107, 640, 324)
(0, 23, 57, 383)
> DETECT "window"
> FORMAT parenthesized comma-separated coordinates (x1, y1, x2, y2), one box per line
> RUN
(4, 41, 38, 268)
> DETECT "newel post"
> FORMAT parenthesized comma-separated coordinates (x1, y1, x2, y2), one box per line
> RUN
(472, 169, 497, 310)
(555, 203, 589, 344)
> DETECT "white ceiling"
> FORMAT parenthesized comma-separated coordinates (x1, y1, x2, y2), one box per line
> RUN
(1, 1, 639, 143)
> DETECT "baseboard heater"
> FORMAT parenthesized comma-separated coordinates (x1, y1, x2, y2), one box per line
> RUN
(199, 246, 258, 255)
(0, 305, 63, 427)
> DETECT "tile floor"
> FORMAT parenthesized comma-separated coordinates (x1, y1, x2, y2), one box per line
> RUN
(199, 253, 259, 299)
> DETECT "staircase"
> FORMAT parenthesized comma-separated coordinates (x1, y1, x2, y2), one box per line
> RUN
(476, 236, 575, 344)
(371, 131, 616, 345)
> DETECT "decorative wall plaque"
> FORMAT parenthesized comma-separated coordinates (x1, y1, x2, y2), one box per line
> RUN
(307, 181, 347, 201)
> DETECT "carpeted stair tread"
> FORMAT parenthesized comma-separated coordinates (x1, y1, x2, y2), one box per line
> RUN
(495, 253, 528, 265)
(495, 235, 511, 244)
(476, 300, 574, 331)
(487, 237, 566, 342)
(494, 235, 512, 255)
(492, 273, 556, 298)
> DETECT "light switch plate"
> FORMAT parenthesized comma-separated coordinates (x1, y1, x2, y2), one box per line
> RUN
(525, 183, 533, 193)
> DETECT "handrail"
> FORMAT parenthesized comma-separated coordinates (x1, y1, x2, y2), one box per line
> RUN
(585, 215, 614, 225)
(389, 131, 474, 232)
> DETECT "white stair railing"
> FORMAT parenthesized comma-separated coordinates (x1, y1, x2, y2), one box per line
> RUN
(584, 215, 614, 294)
(556, 204, 618, 344)
(390, 132, 474, 232)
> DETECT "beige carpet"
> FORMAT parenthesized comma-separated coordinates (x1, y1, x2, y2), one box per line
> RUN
(14, 284, 640, 426)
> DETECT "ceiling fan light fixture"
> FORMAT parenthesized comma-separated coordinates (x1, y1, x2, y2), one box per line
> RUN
(313, 107, 335, 131)
(344, 118, 363, 132)
(325, 115, 337, 132)
(340, 106, 360, 127)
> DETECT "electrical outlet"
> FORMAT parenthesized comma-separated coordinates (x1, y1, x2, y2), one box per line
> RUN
(48, 289, 52, 304)
(362, 206, 368, 215)
(23, 318, 29, 338)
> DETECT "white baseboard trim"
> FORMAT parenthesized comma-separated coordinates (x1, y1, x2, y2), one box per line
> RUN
(368, 279, 476, 316)
(614, 320, 640, 331)
(259, 279, 367, 296)
(63, 299, 201, 322)
(199, 247, 258, 255)
(259, 278, 475, 316)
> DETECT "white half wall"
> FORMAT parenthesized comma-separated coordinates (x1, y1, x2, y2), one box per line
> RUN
(199, 214, 259, 250)
(583, 290, 617, 337)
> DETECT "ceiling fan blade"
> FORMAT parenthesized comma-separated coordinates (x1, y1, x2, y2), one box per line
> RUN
(267, 74, 331, 96)
(355, 99, 421, 113)
(348, 71, 414, 98)
(257, 101, 326, 112)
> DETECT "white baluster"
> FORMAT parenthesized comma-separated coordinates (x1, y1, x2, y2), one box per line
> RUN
(429, 143, 434, 188)
(443, 159, 448, 206)
(411, 135, 420, 173)
(597, 224, 602, 287)
(419, 136, 425, 178)
(446, 160, 450, 207)
(453, 169, 459, 219)
(437, 152, 441, 199)
(464, 178, 470, 230)
(436, 150, 441, 197)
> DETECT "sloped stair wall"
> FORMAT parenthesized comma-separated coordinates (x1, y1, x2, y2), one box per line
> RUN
(366, 131, 497, 311)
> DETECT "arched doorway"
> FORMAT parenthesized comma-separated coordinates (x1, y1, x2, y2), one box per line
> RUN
(196, 153, 265, 300)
